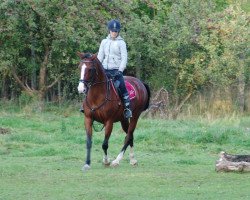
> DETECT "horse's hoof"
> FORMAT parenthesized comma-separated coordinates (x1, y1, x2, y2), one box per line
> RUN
(82, 164, 91, 171)
(130, 159, 138, 166)
(103, 159, 111, 166)
(110, 161, 119, 167)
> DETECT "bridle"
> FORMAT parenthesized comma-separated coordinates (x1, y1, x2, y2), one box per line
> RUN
(79, 59, 98, 90)
(79, 57, 119, 113)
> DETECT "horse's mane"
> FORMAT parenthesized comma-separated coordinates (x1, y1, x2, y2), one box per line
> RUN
(93, 54, 106, 74)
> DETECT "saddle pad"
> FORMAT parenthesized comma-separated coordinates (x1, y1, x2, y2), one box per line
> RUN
(125, 80, 136, 100)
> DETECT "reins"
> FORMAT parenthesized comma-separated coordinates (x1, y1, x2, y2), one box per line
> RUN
(85, 79, 111, 112)
(82, 58, 121, 113)
(80, 56, 122, 131)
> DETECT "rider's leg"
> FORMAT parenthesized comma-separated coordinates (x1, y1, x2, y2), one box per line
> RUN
(105, 69, 132, 119)
(118, 75, 132, 119)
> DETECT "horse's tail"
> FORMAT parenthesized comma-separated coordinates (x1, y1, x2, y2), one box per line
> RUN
(143, 82, 151, 111)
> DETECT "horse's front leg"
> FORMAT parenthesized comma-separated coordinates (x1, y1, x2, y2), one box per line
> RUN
(82, 117, 93, 171)
(102, 121, 113, 166)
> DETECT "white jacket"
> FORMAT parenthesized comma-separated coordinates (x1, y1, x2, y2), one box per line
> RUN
(97, 34, 127, 72)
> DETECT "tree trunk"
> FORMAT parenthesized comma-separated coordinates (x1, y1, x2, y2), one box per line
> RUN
(58, 79, 61, 106)
(38, 45, 49, 96)
(136, 53, 141, 79)
(11, 45, 62, 110)
(172, 92, 192, 119)
(1, 74, 8, 100)
(173, 73, 180, 109)
(31, 38, 37, 90)
(237, 60, 245, 113)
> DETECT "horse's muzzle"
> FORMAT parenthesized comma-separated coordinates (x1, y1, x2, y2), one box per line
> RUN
(77, 82, 86, 94)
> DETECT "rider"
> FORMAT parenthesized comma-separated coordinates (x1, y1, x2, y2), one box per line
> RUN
(97, 19, 132, 119)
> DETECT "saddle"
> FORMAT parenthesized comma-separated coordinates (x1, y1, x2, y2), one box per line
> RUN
(111, 79, 136, 100)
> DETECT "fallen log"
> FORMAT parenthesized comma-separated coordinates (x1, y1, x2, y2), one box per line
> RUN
(215, 151, 250, 172)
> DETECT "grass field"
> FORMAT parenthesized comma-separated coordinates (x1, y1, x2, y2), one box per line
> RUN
(0, 106, 250, 200)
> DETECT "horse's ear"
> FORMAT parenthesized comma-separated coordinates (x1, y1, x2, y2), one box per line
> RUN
(92, 53, 101, 63)
(92, 53, 97, 60)
(77, 52, 85, 59)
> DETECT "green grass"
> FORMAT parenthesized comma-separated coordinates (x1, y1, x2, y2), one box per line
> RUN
(242, 1, 250, 13)
(0, 108, 250, 200)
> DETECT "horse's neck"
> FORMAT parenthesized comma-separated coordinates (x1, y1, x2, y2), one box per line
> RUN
(96, 66, 107, 84)
(88, 68, 107, 99)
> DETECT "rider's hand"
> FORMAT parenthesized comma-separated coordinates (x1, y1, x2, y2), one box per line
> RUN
(114, 71, 123, 80)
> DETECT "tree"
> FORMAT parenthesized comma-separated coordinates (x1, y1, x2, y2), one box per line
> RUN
(149, 0, 218, 118)
(142, 0, 249, 117)
(0, 0, 138, 105)
(198, 4, 249, 112)
(0, 0, 102, 108)
(0, 0, 249, 116)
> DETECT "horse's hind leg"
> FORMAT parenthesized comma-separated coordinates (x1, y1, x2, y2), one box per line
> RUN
(111, 117, 139, 167)
(129, 143, 137, 166)
(120, 119, 137, 166)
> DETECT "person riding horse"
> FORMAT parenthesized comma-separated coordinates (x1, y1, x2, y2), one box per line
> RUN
(97, 19, 132, 119)
(80, 19, 132, 119)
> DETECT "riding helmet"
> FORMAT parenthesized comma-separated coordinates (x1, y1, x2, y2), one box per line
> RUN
(107, 19, 121, 32)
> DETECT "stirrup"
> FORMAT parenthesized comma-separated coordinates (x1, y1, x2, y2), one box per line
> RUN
(124, 108, 132, 119)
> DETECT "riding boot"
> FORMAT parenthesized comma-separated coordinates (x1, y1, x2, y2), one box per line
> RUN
(123, 94, 132, 119)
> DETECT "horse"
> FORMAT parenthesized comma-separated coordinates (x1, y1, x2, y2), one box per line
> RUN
(77, 52, 150, 171)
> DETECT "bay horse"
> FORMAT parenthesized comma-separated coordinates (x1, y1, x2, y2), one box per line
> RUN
(77, 52, 150, 171)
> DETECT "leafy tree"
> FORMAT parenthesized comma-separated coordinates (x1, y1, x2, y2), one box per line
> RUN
(198, 4, 249, 111)
(0, 0, 104, 108)
(144, 0, 217, 118)
(143, 0, 249, 117)
(0, 0, 249, 116)
(0, 0, 136, 104)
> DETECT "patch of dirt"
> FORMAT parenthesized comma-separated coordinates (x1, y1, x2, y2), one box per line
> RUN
(0, 127, 11, 134)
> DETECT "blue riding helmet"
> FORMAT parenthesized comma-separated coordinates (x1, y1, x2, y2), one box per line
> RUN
(107, 19, 121, 32)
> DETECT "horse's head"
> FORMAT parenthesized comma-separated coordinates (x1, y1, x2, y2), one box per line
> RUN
(77, 52, 98, 94)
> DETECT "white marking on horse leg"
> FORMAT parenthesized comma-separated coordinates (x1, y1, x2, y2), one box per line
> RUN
(103, 155, 110, 166)
(82, 164, 91, 172)
(130, 147, 135, 159)
(129, 147, 138, 166)
(111, 151, 124, 167)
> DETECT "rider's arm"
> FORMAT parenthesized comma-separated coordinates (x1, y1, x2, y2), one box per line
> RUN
(97, 39, 105, 63)
(118, 40, 127, 72)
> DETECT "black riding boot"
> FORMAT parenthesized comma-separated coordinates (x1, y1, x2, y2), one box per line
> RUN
(123, 94, 132, 119)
